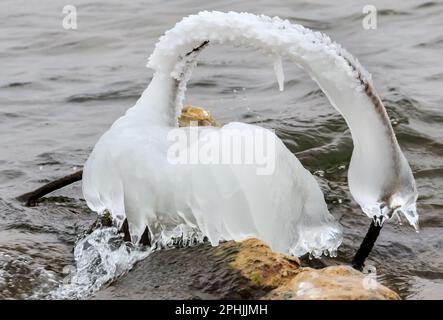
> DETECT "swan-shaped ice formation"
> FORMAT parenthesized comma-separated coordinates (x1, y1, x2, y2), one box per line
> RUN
(82, 11, 418, 257)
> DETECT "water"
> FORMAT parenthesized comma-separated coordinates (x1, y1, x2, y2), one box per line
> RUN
(0, 0, 442, 299)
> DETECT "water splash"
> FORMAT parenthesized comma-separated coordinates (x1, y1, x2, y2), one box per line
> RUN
(0, 252, 59, 299)
(49, 223, 208, 299)
(51, 228, 151, 299)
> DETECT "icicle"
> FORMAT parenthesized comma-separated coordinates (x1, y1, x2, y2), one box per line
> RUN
(394, 210, 403, 225)
(273, 56, 285, 91)
(328, 248, 337, 257)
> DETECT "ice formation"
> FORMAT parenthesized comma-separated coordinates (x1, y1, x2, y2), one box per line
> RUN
(82, 11, 418, 258)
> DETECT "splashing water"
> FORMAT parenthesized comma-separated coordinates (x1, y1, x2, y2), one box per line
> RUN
(51, 228, 151, 299)
(50, 224, 208, 299)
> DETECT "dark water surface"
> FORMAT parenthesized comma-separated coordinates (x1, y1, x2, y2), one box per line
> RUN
(0, 0, 442, 299)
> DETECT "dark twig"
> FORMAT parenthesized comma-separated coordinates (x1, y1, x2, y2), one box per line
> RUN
(352, 220, 383, 270)
(184, 40, 209, 56)
(16, 169, 83, 206)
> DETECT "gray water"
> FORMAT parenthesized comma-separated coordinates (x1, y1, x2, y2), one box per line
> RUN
(1, 0, 442, 299)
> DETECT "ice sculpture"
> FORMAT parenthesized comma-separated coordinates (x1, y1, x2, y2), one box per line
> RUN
(82, 11, 418, 257)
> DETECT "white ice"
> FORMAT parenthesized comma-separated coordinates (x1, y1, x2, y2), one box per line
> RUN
(273, 56, 285, 91)
(82, 11, 418, 258)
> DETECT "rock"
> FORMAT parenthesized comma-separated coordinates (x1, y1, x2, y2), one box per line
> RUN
(93, 239, 270, 300)
(92, 238, 399, 300)
(178, 105, 221, 127)
(220, 239, 300, 288)
(265, 265, 400, 300)
(88, 210, 113, 231)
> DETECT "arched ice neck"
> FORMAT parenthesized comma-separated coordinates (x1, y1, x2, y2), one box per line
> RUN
(138, 12, 397, 150)
(132, 11, 415, 221)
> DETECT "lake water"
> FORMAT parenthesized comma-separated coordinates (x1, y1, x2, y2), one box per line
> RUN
(0, 0, 442, 299)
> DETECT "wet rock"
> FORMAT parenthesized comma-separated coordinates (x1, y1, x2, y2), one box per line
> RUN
(87, 210, 113, 234)
(178, 105, 221, 127)
(221, 239, 300, 288)
(93, 240, 270, 300)
(92, 239, 399, 300)
(265, 265, 400, 300)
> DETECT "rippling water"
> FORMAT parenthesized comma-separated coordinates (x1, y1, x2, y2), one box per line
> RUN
(1, 0, 442, 299)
